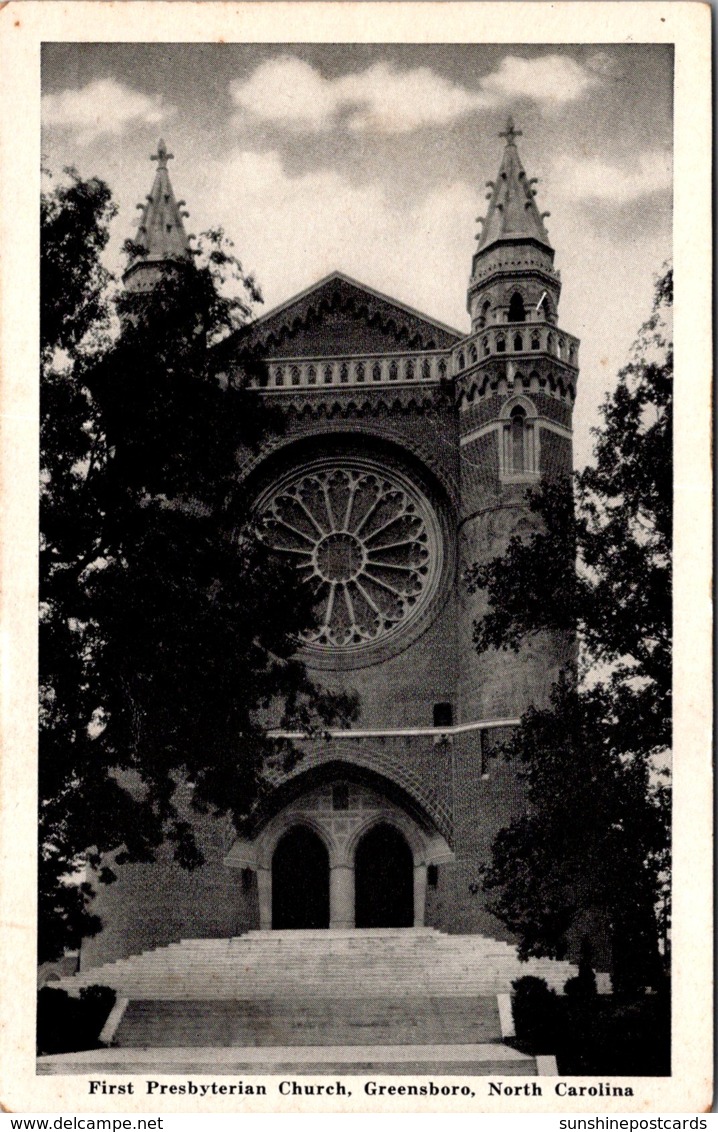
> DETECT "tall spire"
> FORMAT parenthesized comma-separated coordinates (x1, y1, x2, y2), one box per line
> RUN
(124, 140, 192, 285)
(475, 117, 552, 253)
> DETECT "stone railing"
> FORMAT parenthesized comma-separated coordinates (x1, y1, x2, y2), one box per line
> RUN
(245, 327, 578, 392)
(454, 322, 580, 375)
(251, 349, 453, 391)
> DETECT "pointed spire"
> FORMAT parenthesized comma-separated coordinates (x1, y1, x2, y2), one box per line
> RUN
(475, 118, 552, 253)
(125, 139, 192, 278)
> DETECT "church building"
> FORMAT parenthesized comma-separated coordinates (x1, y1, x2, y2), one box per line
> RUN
(82, 119, 579, 968)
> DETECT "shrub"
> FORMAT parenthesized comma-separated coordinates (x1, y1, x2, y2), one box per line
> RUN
(37, 984, 116, 1055)
(511, 975, 559, 1053)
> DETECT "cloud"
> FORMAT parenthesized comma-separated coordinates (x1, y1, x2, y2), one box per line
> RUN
(555, 151, 672, 203)
(338, 62, 492, 132)
(230, 53, 601, 134)
(481, 54, 600, 106)
(196, 148, 475, 325)
(229, 58, 487, 133)
(42, 78, 173, 144)
(230, 58, 337, 131)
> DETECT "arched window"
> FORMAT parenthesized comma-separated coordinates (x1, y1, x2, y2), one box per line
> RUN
(531, 333, 540, 350)
(568, 344, 576, 364)
(356, 362, 365, 383)
(508, 292, 526, 322)
(372, 363, 382, 382)
(332, 783, 350, 811)
(405, 359, 414, 380)
(308, 365, 317, 385)
(422, 358, 431, 380)
(324, 364, 333, 384)
(558, 338, 566, 361)
(469, 344, 478, 364)
(340, 363, 349, 384)
(513, 333, 523, 352)
(389, 360, 398, 381)
(290, 365, 300, 386)
(483, 336, 490, 357)
(538, 293, 553, 322)
(479, 299, 491, 328)
(438, 359, 447, 379)
(458, 352, 465, 371)
(496, 336, 506, 353)
(547, 333, 555, 356)
(510, 406, 527, 472)
(275, 366, 284, 386)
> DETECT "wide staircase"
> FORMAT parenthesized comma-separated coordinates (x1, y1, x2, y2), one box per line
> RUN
(38, 929, 580, 1075)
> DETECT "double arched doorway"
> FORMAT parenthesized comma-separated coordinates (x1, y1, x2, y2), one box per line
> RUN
(271, 822, 414, 930)
(224, 776, 455, 930)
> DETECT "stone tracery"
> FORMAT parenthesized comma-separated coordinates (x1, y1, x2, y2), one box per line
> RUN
(259, 462, 439, 650)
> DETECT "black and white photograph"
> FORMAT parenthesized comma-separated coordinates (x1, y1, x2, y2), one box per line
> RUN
(0, 1, 711, 1115)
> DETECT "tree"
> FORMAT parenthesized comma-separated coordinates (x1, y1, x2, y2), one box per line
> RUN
(481, 679, 668, 992)
(40, 172, 355, 963)
(466, 267, 672, 990)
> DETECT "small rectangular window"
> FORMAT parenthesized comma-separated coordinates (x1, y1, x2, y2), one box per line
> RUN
(433, 702, 453, 728)
(332, 783, 349, 811)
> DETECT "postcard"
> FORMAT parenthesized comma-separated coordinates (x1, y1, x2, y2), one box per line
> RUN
(0, 0, 712, 1115)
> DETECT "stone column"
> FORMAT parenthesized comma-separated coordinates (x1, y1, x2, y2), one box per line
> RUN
(413, 863, 427, 927)
(256, 866, 272, 930)
(330, 864, 354, 928)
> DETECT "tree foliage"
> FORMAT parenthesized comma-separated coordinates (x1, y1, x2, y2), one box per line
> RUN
(40, 171, 355, 963)
(467, 268, 672, 987)
(482, 679, 668, 991)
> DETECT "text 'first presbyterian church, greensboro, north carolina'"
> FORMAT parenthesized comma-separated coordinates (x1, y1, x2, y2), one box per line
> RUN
(78, 119, 596, 982)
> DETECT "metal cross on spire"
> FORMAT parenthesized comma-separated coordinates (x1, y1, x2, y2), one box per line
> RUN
(150, 139, 174, 170)
(499, 116, 522, 146)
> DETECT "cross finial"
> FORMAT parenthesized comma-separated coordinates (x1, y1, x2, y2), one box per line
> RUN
(499, 116, 522, 146)
(150, 139, 174, 169)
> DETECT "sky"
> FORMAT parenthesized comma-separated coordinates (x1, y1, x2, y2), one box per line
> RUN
(41, 43, 673, 468)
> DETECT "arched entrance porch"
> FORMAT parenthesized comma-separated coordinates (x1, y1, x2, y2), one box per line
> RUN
(224, 772, 454, 930)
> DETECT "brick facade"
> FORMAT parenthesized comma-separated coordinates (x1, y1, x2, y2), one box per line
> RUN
(82, 126, 580, 968)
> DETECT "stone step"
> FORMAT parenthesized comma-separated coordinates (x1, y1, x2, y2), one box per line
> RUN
(114, 996, 503, 1048)
(243, 932, 439, 941)
(62, 976, 574, 998)
(37, 1042, 539, 1077)
(39, 1056, 537, 1077)
(60, 931, 583, 1001)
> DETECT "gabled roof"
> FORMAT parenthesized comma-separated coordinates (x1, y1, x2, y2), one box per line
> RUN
(125, 140, 192, 274)
(217, 272, 463, 361)
(476, 118, 553, 254)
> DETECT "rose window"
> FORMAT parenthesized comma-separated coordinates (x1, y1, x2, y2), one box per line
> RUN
(258, 462, 441, 650)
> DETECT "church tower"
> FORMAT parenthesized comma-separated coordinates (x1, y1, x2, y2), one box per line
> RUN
(80, 122, 580, 964)
(456, 117, 579, 726)
(439, 119, 580, 932)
